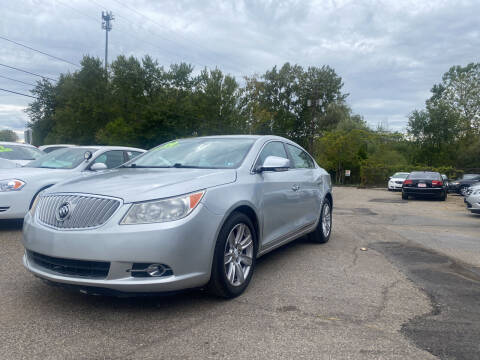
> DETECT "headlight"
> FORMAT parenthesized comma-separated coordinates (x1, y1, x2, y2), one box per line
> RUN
(0, 179, 25, 192)
(121, 191, 205, 224)
(451, 182, 459, 185)
(473, 190, 480, 196)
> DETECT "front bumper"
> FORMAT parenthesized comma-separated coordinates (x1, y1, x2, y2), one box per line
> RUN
(388, 181, 403, 190)
(465, 195, 480, 214)
(448, 183, 461, 193)
(0, 190, 33, 219)
(22, 203, 223, 293)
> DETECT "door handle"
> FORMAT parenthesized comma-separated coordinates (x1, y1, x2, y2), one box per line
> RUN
(292, 184, 300, 191)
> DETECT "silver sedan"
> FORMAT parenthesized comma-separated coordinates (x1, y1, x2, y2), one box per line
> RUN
(0, 146, 145, 219)
(22, 136, 333, 298)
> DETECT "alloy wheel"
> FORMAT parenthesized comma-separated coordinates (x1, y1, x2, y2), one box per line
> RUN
(224, 223, 254, 287)
(322, 203, 332, 237)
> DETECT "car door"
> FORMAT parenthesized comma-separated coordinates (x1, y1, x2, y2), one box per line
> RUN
(256, 141, 305, 248)
(285, 143, 322, 227)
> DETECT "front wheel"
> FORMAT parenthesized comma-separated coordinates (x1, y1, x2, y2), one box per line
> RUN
(309, 198, 332, 244)
(208, 212, 257, 298)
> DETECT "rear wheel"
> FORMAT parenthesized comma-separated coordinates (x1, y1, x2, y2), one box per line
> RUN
(309, 198, 332, 244)
(208, 212, 256, 299)
(402, 192, 408, 200)
(439, 191, 447, 201)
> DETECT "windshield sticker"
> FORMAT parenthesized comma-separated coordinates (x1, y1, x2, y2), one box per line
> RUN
(157, 141, 179, 150)
(0, 146, 13, 153)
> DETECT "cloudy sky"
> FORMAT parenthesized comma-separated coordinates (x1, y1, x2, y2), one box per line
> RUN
(1, 0, 479, 140)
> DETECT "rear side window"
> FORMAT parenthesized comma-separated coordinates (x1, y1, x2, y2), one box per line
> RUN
(255, 141, 288, 167)
(286, 144, 315, 169)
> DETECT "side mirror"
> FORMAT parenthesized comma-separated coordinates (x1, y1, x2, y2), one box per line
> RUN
(84, 151, 93, 161)
(256, 156, 290, 172)
(90, 162, 108, 171)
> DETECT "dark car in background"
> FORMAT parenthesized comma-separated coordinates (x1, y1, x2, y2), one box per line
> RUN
(448, 174, 480, 195)
(402, 171, 447, 201)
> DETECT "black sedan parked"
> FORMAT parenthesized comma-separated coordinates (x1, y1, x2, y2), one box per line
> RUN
(402, 171, 447, 201)
(448, 174, 480, 195)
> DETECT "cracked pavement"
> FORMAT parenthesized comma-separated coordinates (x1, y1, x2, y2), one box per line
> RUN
(0, 187, 478, 359)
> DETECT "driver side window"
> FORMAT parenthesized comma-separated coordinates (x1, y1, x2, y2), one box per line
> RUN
(91, 151, 125, 169)
(255, 141, 288, 168)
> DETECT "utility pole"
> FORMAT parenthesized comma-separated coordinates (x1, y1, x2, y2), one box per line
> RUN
(101, 11, 114, 70)
(308, 86, 322, 155)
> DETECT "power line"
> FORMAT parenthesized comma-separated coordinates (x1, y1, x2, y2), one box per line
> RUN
(0, 63, 57, 82)
(87, 0, 245, 76)
(0, 88, 37, 99)
(0, 74, 36, 87)
(0, 35, 79, 67)
(111, 0, 246, 75)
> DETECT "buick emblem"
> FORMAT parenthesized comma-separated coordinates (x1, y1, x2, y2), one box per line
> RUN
(56, 202, 71, 221)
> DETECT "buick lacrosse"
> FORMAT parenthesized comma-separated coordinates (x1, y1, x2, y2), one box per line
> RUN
(22, 135, 333, 298)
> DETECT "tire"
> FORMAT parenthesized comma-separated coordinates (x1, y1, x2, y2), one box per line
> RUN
(460, 186, 468, 196)
(208, 212, 257, 299)
(439, 191, 447, 201)
(309, 198, 332, 244)
(402, 192, 408, 200)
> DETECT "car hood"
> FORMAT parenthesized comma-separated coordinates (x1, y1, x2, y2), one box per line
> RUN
(0, 167, 72, 180)
(46, 168, 237, 203)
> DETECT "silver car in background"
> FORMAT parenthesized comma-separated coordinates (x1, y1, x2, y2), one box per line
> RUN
(0, 141, 44, 167)
(0, 146, 145, 219)
(22, 136, 333, 298)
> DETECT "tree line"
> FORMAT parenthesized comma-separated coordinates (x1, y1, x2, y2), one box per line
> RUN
(26, 55, 480, 184)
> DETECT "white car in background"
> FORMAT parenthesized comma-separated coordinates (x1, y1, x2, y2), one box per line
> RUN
(388, 172, 409, 191)
(465, 187, 480, 214)
(0, 142, 44, 167)
(39, 144, 76, 153)
(0, 146, 145, 219)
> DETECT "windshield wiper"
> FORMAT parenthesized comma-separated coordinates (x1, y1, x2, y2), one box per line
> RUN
(123, 164, 173, 168)
(172, 163, 205, 168)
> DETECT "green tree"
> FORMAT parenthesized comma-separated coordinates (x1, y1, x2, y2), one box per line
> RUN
(0, 129, 18, 142)
(429, 63, 480, 133)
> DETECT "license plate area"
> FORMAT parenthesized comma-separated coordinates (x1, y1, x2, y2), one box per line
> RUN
(418, 183, 426, 188)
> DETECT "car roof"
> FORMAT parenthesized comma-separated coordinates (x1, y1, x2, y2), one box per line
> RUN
(0, 141, 36, 147)
(176, 134, 304, 146)
(80, 146, 146, 152)
(39, 144, 76, 148)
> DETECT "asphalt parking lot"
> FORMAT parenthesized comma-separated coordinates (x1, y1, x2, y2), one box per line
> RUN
(0, 187, 479, 360)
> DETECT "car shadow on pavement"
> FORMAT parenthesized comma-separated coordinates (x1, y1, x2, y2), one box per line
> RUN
(0, 219, 23, 230)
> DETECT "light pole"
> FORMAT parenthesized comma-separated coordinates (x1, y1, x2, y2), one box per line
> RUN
(101, 11, 114, 71)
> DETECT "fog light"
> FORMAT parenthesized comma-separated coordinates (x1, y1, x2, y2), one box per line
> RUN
(146, 264, 166, 277)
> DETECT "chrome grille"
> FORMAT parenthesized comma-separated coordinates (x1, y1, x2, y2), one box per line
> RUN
(37, 194, 121, 230)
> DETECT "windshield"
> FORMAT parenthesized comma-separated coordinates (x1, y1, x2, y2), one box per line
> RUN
(408, 172, 441, 180)
(392, 172, 409, 179)
(128, 138, 255, 169)
(25, 147, 95, 169)
(0, 144, 44, 161)
(462, 174, 480, 180)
